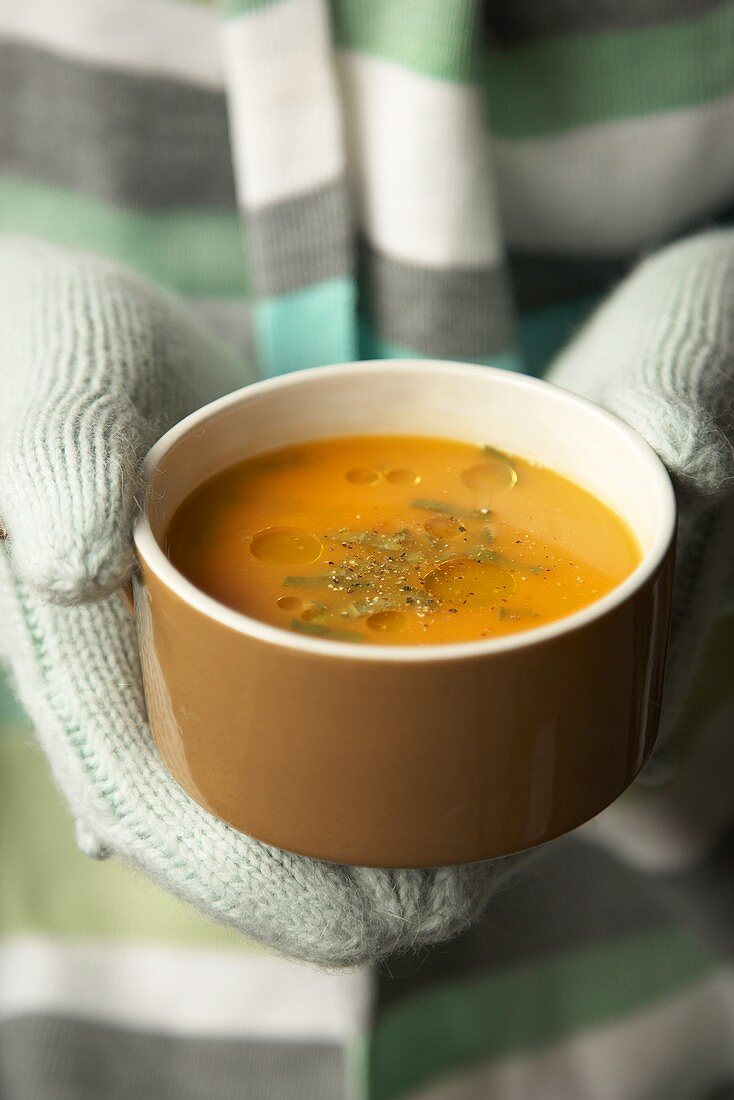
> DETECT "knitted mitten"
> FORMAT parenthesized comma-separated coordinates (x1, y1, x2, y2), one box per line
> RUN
(0, 237, 514, 967)
(548, 231, 734, 769)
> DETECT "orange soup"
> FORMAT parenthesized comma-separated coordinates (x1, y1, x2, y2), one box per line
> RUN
(165, 435, 641, 646)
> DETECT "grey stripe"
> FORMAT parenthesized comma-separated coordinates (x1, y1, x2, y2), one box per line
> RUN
(705, 1084, 734, 1100)
(245, 180, 354, 297)
(487, 0, 728, 45)
(0, 1017, 347, 1100)
(509, 195, 734, 311)
(376, 838, 668, 1011)
(0, 40, 236, 208)
(361, 244, 517, 358)
(190, 299, 255, 365)
(376, 823, 734, 1011)
(509, 252, 630, 310)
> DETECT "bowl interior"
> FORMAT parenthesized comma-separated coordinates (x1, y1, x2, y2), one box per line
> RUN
(143, 361, 673, 562)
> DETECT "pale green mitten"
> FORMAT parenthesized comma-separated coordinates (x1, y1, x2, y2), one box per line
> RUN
(548, 231, 734, 771)
(0, 237, 512, 967)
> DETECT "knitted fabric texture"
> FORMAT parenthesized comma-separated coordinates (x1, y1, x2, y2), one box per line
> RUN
(0, 238, 516, 967)
(0, 237, 245, 603)
(549, 231, 734, 764)
(1, 233, 732, 964)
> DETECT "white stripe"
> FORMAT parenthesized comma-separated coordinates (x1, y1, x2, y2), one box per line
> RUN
(410, 969, 734, 1100)
(494, 93, 734, 256)
(223, 0, 346, 208)
(0, 0, 223, 89)
(337, 50, 504, 268)
(0, 936, 373, 1041)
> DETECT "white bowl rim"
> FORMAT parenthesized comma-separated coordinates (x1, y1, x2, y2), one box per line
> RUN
(133, 360, 677, 664)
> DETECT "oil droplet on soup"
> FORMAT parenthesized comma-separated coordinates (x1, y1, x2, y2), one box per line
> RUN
(250, 526, 322, 565)
(346, 467, 380, 485)
(366, 610, 407, 633)
(165, 435, 641, 647)
(462, 457, 517, 493)
(276, 595, 301, 611)
(385, 468, 420, 485)
(424, 515, 462, 541)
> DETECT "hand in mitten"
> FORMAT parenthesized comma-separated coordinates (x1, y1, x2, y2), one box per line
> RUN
(0, 238, 513, 967)
(547, 231, 734, 774)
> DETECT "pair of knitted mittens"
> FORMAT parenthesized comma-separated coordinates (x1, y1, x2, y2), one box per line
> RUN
(1, 233, 732, 965)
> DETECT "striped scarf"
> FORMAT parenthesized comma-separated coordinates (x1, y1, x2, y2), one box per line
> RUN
(1, 2, 734, 1098)
(221, 0, 734, 379)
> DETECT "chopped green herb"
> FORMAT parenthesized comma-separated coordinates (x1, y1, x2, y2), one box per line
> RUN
(481, 444, 511, 461)
(411, 499, 493, 520)
(290, 619, 364, 642)
(473, 548, 505, 565)
(470, 548, 543, 573)
(298, 598, 330, 625)
(479, 445, 519, 487)
(352, 597, 394, 616)
(339, 597, 386, 618)
(408, 588, 437, 608)
(325, 529, 410, 553)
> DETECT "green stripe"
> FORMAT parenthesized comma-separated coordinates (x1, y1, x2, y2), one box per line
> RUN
(0, 41, 235, 211)
(358, 318, 522, 371)
(233, 0, 734, 139)
(367, 926, 717, 1100)
(333, 0, 482, 82)
(224, 0, 285, 16)
(255, 277, 357, 376)
(0, 734, 259, 950)
(0, 176, 248, 298)
(0, 669, 28, 729)
(485, 2, 734, 139)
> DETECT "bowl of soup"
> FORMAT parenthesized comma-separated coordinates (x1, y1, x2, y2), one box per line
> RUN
(132, 361, 676, 867)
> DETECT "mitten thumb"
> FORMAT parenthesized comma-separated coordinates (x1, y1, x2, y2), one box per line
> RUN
(0, 237, 245, 603)
(548, 230, 734, 508)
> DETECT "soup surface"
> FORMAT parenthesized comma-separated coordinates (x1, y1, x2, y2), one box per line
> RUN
(165, 435, 640, 646)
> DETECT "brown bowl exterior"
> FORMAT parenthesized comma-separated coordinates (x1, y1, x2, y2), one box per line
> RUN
(134, 540, 674, 868)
